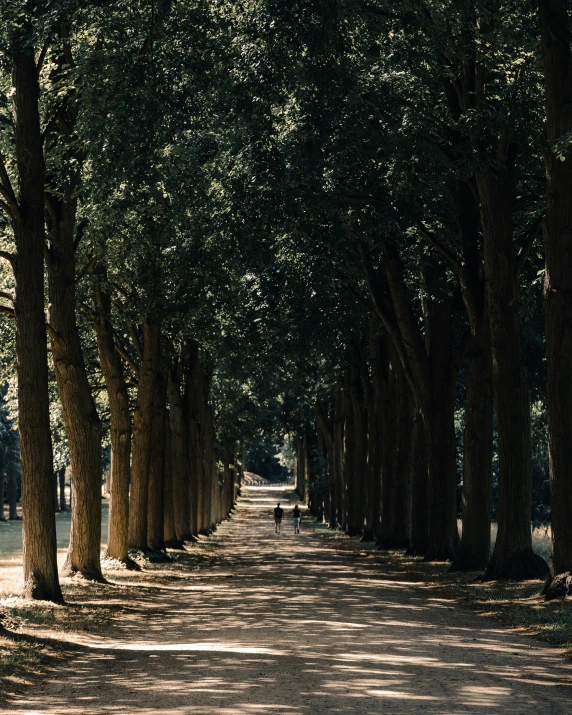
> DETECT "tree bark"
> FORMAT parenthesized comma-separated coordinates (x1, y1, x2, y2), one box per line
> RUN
(453, 314, 493, 571)
(350, 356, 368, 539)
(93, 276, 131, 562)
(129, 317, 161, 550)
(163, 416, 180, 547)
(478, 169, 549, 580)
(343, 370, 360, 535)
(333, 383, 345, 528)
(315, 400, 336, 528)
(10, 34, 62, 602)
(538, 0, 572, 580)
(147, 371, 167, 551)
(169, 367, 192, 542)
(408, 412, 428, 555)
(47, 189, 103, 581)
(380, 358, 398, 545)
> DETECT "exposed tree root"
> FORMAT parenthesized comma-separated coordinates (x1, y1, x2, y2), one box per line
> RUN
(482, 548, 550, 581)
(541, 572, 572, 601)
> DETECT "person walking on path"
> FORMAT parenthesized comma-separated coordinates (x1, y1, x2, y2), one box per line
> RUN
(274, 503, 284, 533)
(292, 504, 301, 534)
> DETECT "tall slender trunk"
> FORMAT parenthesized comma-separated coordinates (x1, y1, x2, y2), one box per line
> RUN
(314, 400, 336, 528)
(538, 0, 572, 580)
(333, 383, 344, 528)
(147, 371, 167, 551)
(454, 179, 494, 571)
(380, 359, 397, 545)
(478, 170, 549, 579)
(47, 190, 103, 581)
(11, 35, 61, 601)
(184, 340, 199, 535)
(368, 328, 386, 543)
(169, 368, 192, 542)
(343, 370, 359, 535)
(163, 417, 179, 547)
(93, 277, 131, 562)
(421, 262, 459, 561)
(454, 315, 493, 570)
(408, 412, 428, 555)
(350, 358, 367, 538)
(129, 317, 161, 550)
(203, 403, 215, 531)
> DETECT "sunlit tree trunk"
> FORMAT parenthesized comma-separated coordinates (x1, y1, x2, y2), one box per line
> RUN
(93, 276, 131, 562)
(10, 33, 61, 601)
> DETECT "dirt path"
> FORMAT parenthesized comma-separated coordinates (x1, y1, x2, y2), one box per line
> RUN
(5, 486, 572, 714)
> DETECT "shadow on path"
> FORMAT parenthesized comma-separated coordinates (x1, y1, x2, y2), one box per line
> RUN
(5, 487, 572, 714)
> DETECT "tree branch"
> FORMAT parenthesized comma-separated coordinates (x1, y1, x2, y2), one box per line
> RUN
(0, 250, 15, 266)
(413, 217, 461, 270)
(128, 323, 143, 362)
(114, 339, 139, 375)
(0, 154, 18, 219)
(0, 304, 14, 319)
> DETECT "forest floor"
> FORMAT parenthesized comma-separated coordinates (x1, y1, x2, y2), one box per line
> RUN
(2, 487, 572, 714)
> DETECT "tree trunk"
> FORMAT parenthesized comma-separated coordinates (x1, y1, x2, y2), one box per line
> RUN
(169, 368, 192, 542)
(380, 359, 398, 545)
(184, 340, 199, 536)
(46, 185, 103, 580)
(202, 401, 214, 533)
(368, 328, 386, 543)
(350, 358, 368, 538)
(147, 371, 167, 551)
(315, 400, 336, 528)
(129, 317, 161, 550)
(408, 412, 428, 555)
(11, 34, 62, 601)
(478, 170, 549, 579)
(296, 438, 306, 503)
(333, 383, 344, 528)
(342, 370, 360, 535)
(163, 417, 180, 547)
(421, 262, 459, 561)
(93, 277, 131, 562)
(538, 0, 572, 582)
(453, 314, 493, 571)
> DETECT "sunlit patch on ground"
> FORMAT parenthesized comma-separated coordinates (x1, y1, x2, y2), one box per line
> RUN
(1, 486, 572, 713)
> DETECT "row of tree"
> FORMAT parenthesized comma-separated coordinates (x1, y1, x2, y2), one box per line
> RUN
(3, 0, 572, 604)
(267, 1, 572, 593)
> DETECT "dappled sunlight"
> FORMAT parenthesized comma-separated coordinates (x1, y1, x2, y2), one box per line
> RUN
(5, 485, 572, 714)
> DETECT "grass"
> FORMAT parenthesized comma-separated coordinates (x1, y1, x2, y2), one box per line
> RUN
(311, 518, 572, 657)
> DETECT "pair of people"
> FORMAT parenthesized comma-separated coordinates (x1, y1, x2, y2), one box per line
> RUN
(274, 503, 301, 534)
